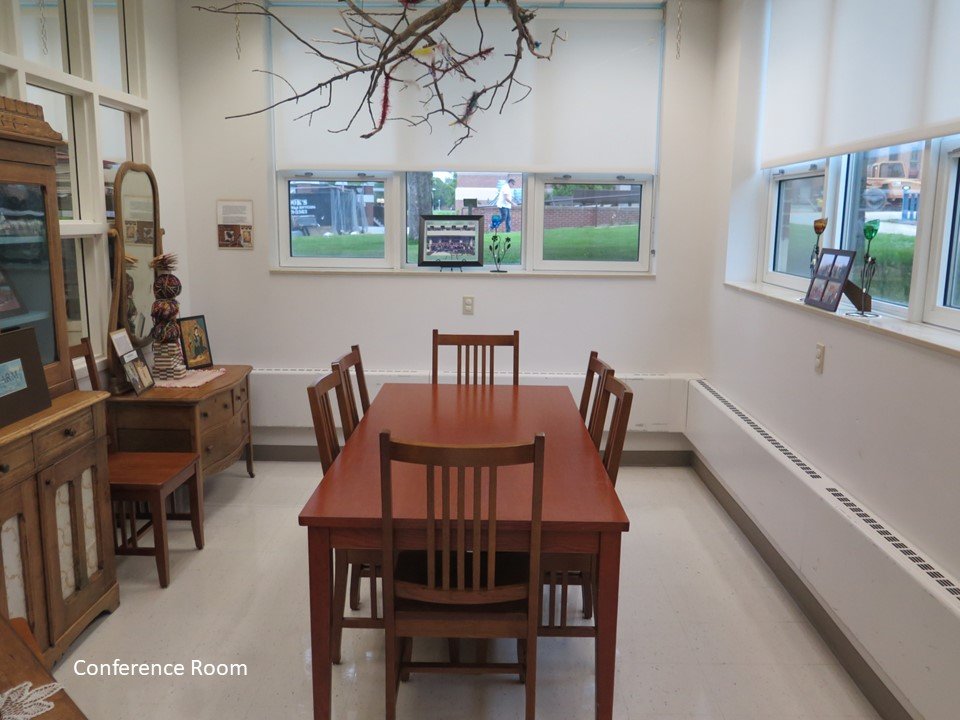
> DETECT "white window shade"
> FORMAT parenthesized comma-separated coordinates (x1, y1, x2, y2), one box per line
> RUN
(270, 7, 663, 173)
(761, 0, 960, 168)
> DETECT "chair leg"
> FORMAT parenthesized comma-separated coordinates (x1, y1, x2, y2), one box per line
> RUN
(447, 638, 460, 664)
(187, 469, 204, 550)
(582, 570, 594, 620)
(150, 494, 170, 588)
(369, 564, 378, 619)
(384, 628, 399, 720)
(517, 639, 527, 684)
(349, 562, 362, 611)
(524, 630, 537, 720)
(331, 550, 348, 665)
(400, 637, 413, 682)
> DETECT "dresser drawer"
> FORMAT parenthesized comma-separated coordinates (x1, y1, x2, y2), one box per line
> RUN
(201, 413, 247, 467)
(0, 436, 35, 491)
(232, 382, 248, 411)
(198, 389, 235, 431)
(35, 409, 94, 465)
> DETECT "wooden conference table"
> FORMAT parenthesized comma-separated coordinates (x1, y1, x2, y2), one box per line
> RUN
(299, 383, 630, 720)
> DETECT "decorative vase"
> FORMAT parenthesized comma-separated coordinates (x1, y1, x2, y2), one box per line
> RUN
(149, 253, 187, 379)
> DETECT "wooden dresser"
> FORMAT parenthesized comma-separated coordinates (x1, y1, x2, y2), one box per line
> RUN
(106, 365, 254, 481)
(0, 391, 118, 665)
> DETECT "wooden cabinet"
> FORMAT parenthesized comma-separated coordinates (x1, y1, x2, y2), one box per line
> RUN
(108, 365, 254, 481)
(0, 392, 118, 665)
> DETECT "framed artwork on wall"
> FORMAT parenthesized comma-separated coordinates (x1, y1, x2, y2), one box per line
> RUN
(0, 327, 52, 429)
(804, 248, 856, 312)
(178, 315, 213, 369)
(418, 215, 484, 268)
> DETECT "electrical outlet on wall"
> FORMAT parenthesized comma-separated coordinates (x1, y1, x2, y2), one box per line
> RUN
(815, 343, 825, 374)
(462, 296, 474, 315)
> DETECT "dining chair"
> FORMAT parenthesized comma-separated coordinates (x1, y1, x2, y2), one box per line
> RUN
(332, 345, 371, 437)
(579, 350, 614, 449)
(431, 329, 520, 385)
(379, 431, 545, 720)
(542, 375, 633, 632)
(70, 339, 203, 588)
(307, 371, 382, 664)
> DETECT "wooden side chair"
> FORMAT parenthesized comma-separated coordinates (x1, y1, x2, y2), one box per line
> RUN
(431, 329, 520, 385)
(307, 371, 382, 664)
(332, 345, 371, 437)
(379, 431, 545, 720)
(542, 375, 632, 633)
(70, 339, 203, 588)
(579, 350, 614, 449)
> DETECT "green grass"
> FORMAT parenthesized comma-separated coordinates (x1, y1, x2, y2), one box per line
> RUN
(782, 223, 914, 305)
(293, 225, 640, 267)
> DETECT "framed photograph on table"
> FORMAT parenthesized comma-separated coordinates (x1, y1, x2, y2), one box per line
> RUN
(804, 249, 856, 312)
(178, 315, 213, 369)
(418, 215, 484, 268)
(0, 327, 52, 429)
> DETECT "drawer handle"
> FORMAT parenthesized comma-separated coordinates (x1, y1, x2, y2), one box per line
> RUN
(201, 411, 209, 418)
(0, 463, 9, 474)
(223, 403, 230, 409)
(45, 478, 51, 486)
(206, 445, 214, 452)
(64, 427, 78, 438)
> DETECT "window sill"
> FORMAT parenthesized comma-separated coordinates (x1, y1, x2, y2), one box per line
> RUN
(725, 281, 960, 360)
(270, 266, 656, 279)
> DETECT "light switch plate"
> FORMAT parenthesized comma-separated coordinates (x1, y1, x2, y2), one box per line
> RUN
(462, 296, 474, 315)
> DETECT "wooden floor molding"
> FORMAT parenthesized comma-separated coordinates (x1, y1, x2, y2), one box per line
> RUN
(691, 453, 914, 720)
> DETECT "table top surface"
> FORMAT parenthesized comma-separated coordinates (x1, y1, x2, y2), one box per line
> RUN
(0, 390, 108, 446)
(299, 383, 630, 532)
(106, 364, 252, 405)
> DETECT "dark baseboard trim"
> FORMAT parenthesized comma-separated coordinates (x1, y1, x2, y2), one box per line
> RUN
(621, 450, 693, 467)
(254, 444, 320, 462)
(691, 453, 913, 720)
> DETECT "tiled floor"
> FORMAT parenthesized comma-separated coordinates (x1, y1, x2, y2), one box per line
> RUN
(54, 463, 880, 720)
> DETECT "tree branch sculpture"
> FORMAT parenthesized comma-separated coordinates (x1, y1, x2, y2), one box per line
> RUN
(195, 0, 563, 153)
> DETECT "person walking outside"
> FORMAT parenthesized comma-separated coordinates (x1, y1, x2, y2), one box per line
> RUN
(495, 178, 519, 233)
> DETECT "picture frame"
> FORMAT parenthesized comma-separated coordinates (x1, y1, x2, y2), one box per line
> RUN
(804, 248, 856, 312)
(0, 267, 25, 319)
(418, 215, 484, 268)
(121, 348, 155, 395)
(178, 315, 213, 369)
(0, 327, 52, 429)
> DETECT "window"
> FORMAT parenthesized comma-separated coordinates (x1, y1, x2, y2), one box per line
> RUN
(93, 1, 128, 91)
(61, 237, 90, 346)
(943, 161, 960, 310)
(19, 0, 69, 74)
(922, 140, 960, 332)
(99, 105, 133, 222)
(405, 172, 523, 267)
(530, 175, 653, 272)
(25, 84, 78, 219)
(767, 162, 826, 282)
(278, 172, 397, 269)
(840, 142, 924, 309)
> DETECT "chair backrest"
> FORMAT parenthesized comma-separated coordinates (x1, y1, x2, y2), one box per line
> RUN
(431, 329, 520, 386)
(307, 371, 343, 473)
(579, 351, 614, 448)
(379, 431, 545, 608)
(332, 345, 370, 438)
(69, 337, 102, 392)
(591, 375, 633, 485)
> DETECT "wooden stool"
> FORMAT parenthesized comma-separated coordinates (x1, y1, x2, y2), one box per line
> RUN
(109, 452, 203, 588)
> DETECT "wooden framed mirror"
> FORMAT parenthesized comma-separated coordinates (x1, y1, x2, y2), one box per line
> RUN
(109, 162, 162, 350)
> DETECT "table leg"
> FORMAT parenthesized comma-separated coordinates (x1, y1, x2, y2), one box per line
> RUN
(309, 528, 333, 720)
(595, 532, 622, 720)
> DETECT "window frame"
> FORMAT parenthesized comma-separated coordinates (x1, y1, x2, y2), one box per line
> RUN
(276, 170, 401, 270)
(528, 173, 655, 274)
(923, 140, 960, 332)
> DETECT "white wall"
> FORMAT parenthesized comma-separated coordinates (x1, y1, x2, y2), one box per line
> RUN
(705, 0, 960, 583)
(173, 0, 718, 378)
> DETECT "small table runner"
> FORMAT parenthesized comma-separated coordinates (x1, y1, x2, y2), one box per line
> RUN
(154, 367, 227, 388)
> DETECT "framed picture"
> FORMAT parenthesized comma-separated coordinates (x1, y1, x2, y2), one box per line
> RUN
(804, 248, 856, 312)
(121, 348, 154, 395)
(418, 215, 484, 268)
(178, 315, 213, 369)
(0, 267, 25, 319)
(0, 327, 52, 429)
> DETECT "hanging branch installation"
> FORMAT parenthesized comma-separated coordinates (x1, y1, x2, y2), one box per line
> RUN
(195, 0, 563, 153)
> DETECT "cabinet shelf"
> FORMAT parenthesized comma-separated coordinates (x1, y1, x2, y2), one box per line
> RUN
(0, 310, 51, 330)
(0, 235, 46, 246)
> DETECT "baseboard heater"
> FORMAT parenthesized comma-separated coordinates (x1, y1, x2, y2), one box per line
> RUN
(686, 380, 960, 720)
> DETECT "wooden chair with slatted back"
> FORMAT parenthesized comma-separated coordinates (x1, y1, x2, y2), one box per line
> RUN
(542, 374, 632, 633)
(307, 371, 382, 664)
(380, 431, 545, 720)
(579, 351, 614, 449)
(332, 345, 371, 438)
(431, 329, 520, 385)
(70, 339, 202, 588)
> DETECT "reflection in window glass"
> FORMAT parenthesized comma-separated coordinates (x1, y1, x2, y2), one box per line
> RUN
(289, 179, 385, 258)
(406, 172, 522, 265)
(19, 0, 68, 73)
(945, 167, 960, 309)
(543, 182, 641, 262)
(61, 237, 89, 346)
(93, 0, 127, 91)
(26, 85, 78, 219)
(772, 173, 824, 278)
(99, 105, 132, 222)
(843, 142, 923, 306)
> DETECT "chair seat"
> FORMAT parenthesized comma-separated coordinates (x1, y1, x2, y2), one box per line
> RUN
(108, 452, 199, 489)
